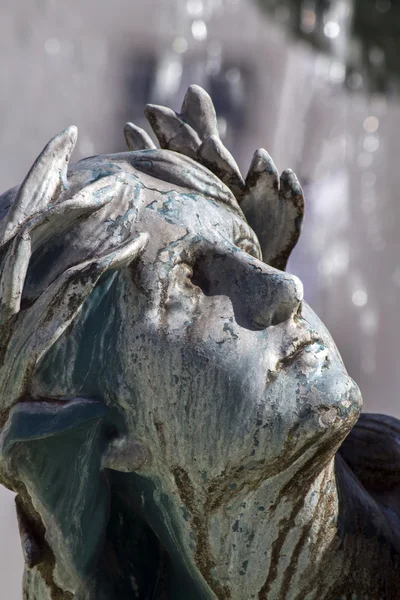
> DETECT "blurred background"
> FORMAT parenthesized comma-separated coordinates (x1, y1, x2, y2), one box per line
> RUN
(1, 0, 400, 595)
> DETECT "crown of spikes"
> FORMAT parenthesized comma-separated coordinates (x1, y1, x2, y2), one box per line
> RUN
(124, 84, 305, 272)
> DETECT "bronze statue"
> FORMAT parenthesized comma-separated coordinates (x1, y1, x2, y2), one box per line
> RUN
(0, 85, 398, 599)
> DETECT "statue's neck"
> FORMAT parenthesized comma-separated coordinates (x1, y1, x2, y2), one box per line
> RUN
(234, 454, 400, 600)
(163, 457, 344, 599)
(111, 447, 400, 600)
(167, 454, 400, 600)
(241, 457, 342, 599)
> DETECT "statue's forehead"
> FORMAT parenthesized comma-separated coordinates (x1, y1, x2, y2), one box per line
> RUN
(67, 150, 243, 213)
(142, 188, 239, 229)
(0, 152, 246, 248)
(137, 188, 259, 262)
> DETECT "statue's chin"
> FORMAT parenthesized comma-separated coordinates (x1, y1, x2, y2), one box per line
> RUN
(265, 341, 363, 472)
(291, 302, 363, 436)
(299, 359, 362, 448)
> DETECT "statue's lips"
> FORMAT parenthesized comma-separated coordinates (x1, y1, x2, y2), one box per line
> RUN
(278, 336, 325, 369)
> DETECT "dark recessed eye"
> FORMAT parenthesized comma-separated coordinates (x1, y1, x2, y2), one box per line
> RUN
(191, 258, 210, 294)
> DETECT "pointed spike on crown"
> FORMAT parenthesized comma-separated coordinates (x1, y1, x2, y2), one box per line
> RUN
(244, 148, 279, 198)
(240, 151, 305, 270)
(197, 134, 245, 200)
(181, 84, 219, 141)
(280, 168, 304, 201)
(247, 148, 279, 177)
(64, 124, 78, 147)
(0, 126, 78, 246)
(144, 104, 179, 147)
(145, 104, 201, 159)
(28, 125, 78, 179)
(43, 125, 78, 167)
(124, 122, 156, 151)
(45, 125, 78, 157)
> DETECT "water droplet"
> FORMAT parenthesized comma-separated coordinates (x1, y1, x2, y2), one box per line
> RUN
(352, 290, 368, 307)
(330, 61, 346, 84)
(363, 116, 379, 133)
(363, 135, 379, 153)
(187, 0, 204, 18)
(45, 37, 61, 55)
(191, 20, 207, 41)
(324, 21, 341, 39)
(172, 37, 188, 54)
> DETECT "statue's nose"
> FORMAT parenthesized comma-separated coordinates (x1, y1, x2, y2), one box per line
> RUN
(246, 264, 303, 329)
(191, 245, 303, 330)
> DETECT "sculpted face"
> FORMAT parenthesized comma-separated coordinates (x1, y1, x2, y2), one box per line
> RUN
(116, 160, 361, 474)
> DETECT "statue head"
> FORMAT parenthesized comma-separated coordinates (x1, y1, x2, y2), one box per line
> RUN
(0, 86, 362, 599)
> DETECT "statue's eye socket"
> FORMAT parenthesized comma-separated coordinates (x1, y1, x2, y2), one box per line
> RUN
(235, 239, 261, 260)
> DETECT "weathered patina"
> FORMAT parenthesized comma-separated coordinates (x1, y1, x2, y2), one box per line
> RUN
(0, 85, 399, 599)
